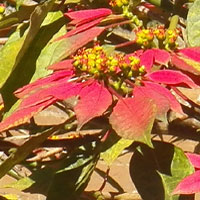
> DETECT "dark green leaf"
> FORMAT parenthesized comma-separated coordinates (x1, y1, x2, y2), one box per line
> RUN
(130, 141, 194, 200)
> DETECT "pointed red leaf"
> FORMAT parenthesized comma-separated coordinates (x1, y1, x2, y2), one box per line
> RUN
(171, 54, 200, 75)
(145, 70, 199, 88)
(133, 86, 170, 119)
(64, 18, 104, 38)
(172, 48, 200, 75)
(48, 59, 74, 71)
(140, 50, 154, 73)
(14, 70, 74, 98)
(0, 97, 56, 132)
(55, 26, 105, 43)
(173, 170, 200, 194)
(178, 47, 200, 63)
(152, 48, 170, 65)
(74, 81, 112, 129)
(143, 81, 183, 114)
(65, 8, 112, 26)
(186, 153, 200, 169)
(109, 96, 156, 146)
(19, 81, 82, 109)
(140, 49, 170, 73)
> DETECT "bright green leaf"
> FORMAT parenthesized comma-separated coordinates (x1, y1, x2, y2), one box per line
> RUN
(187, 0, 200, 46)
(101, 132, 133, 166)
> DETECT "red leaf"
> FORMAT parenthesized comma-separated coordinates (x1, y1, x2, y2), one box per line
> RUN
(64, 18, 104, 38)
(145, 70, 199, 88)
(173, 170, 200, 195)
(65, 8, 112, 26)
(75, 81, 112, 129)
(133, 86, 170, 120)
(140, 49, 170, 73)
(178, 47, 200, 63)
(109, 96, 156, 146)
(140, 50, 154, 73)
(14, 70, 74, 98)
(0, 97, 55, 133)
(55, 26, 105, 44)
(48, 59, 74, 71)
(171, 48, 200, 75)
(143, 81, 183, 114)
(19, 81, 82, 109)
(152, 48, 170, 65)
(186, 153, 200, 169)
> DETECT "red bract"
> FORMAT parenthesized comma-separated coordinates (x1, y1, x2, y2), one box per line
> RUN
(74, 81, 112, 129)
(140, 49, 170, 73)
(65, 8, 112, 26)
(173, 153, 200, 194)
(109, 96, 156, 147)
(142, 81, 183, 114)
(56, 8, 112, 40)
(173, 170, 200, 194)
(133, 85, 170, 120)
(145, 69, 199, 88)
(171, 47, 200, 75)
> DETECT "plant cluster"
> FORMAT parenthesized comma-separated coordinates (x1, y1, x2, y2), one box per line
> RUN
(0, 0, 200, 199)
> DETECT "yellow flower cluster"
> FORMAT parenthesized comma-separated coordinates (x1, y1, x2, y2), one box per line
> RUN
(73, 45, 144, 79)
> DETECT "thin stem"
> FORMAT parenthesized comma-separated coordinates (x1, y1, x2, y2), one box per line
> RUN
(115, 40, 137, 49)
(104, 19, 132, 30)
(107, 85, 123, 100)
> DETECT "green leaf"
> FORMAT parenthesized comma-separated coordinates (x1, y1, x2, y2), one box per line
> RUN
(100, 132, 133, 166)
(130, 141, 194, 200)
(187, 0, 200, 46)
(0, 5, 37, 29)
(109, 97, 156, 147)
(4, 177, 35, 190)
(0, 0, 60, 110)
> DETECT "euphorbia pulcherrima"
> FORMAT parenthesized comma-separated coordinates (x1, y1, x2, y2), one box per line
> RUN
(0, 8, 200, 144)
(0, 36, 200, 147)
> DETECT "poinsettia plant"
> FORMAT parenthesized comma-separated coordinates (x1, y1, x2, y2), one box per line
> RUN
(0, 0, 200, 199)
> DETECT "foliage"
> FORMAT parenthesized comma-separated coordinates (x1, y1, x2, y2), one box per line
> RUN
(0, 0, 200, 199)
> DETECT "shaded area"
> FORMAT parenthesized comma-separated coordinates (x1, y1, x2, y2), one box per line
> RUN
(129, 141, 194, 200)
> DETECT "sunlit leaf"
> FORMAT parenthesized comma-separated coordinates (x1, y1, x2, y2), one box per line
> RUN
(145, 70, 199, 88)
(65, 8, 112, 26)
(187, 0, 200, 47)
(152, 48, 170, 65)
(14, 70, 74, 98)
(1, 0, 56, 110)
(173, 170, 200, 195)
(47, 59, 74, 71)
(143, 81, 183, 114)
(75, 80, 112, 129)
(109, 96, 156, 147)
(0, 97, 55, 133)
(101, 132, 133, 166)
(172, 47, 200, 75)
(140, 50, 154, 73)
(133, 86, 170, 121)
(186, 153, 200, 169)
